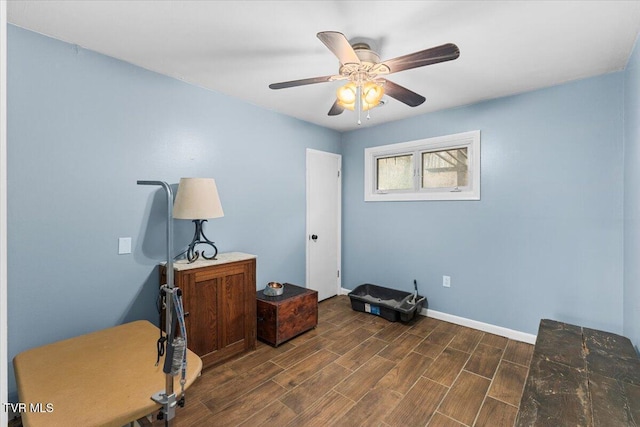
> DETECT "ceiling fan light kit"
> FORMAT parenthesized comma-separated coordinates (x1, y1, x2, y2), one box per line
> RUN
(336, 81, 384, 112)
(269, 31, 460, 124)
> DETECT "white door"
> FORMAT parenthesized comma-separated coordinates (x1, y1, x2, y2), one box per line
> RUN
(306, 149, 341, 301)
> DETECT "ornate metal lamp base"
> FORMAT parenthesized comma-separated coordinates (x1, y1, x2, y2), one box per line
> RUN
(186, 219, 218, 263)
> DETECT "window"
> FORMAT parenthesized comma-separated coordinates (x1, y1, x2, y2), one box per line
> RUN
(364, 130, 480, 201)
(376, 155, 413, 191)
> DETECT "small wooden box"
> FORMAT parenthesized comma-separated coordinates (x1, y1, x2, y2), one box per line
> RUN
(256, 283, 318, 347)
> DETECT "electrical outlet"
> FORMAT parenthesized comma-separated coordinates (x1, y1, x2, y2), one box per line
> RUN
(118, 237, 132, 255)
(443, 275, 451, 288)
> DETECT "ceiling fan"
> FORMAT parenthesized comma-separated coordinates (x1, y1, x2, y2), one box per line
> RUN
(269, 31, 460, 121)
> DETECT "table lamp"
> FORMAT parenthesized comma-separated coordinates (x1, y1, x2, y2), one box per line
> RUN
(173, 177, 224, 262)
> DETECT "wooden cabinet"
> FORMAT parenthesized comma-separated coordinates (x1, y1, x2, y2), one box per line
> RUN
(256, 283, 318, 347)
(160, 253, 257, 368)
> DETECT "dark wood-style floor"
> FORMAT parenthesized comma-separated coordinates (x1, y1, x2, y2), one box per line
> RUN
(146, 295, 533, 427)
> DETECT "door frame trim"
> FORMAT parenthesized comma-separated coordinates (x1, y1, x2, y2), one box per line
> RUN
(305, 148, 342, 299)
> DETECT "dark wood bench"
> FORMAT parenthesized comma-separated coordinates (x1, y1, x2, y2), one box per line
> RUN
(516, 319, 640, 426)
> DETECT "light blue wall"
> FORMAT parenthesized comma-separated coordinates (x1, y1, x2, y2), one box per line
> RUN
(342, 73, 625, 337)
(624, 33, 640, 353)
(6, 25, 340, 400)
(7, 22, 635, 403)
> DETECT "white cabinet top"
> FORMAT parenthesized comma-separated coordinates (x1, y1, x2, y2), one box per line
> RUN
(165, 252, 256, 271)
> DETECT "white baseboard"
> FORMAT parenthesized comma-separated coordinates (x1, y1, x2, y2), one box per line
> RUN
(339, 288, 536, 344)
(422, 308, 537, 344)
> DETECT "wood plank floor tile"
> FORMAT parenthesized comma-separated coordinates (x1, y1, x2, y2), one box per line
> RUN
(279, 363, 351, 414)
(488, 360, 529, 407)
(209, 380, 287, 427)
(375, 321, 413, 343)
(237, 400, 297, 427)
(334, 355, 396, 401)
(319, 295, 350, 311)
(377, 351, 434, 394)
(271, 336, 331, 368)
(338, 386, 404, 426)
(326, 327, 376, 355)
(409, 316, 442, 337)
(448, 326, 484, 353)
(435, 321, 463, 335)
(225, 341, 295, 373)
(136, 296, 534, 427)
(424, 329, 456, 347)
(465, 343, 504, 379)
(322, 323, 357, 341)
(423, 347, 471, 387)
(335, 337, 388, 371)
(378, 333, 424, 362)
(286, 390, 355, 427)
(384, 377, 448, 427)
(480, 333, 509, 350)
(312, 321, 340, 339)
(438, 370, 491, 425)
(354, 314, 397, 334)
(319, 306, 348, 325)
(185, 364, 237, 398)
(202, 361, 283, 413)
(428, 412, 466, 426)
(273, 349, 339, 389)
(414, 340, 446, 359)
(287, 326, 323, 345)
(474, 396, 518, 427)
(325, 308, 362, 327)
(502, 340, 534, 367)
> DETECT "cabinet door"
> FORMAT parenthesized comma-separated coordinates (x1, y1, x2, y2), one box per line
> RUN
(184, 274, 218, 357)
(218, 270, 247, 348)
(193, 261, 254, 363)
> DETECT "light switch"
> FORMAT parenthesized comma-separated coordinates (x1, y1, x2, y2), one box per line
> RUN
(118, 237, 132, 255)
(443, 275, 451, 288)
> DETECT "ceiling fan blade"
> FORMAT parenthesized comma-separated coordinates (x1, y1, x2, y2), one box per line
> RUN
(269, 75, 335, 90)
(382, 43, 460, 74)
(383, 79, 426, 107)
(328, 100, 344, 116)
(317, 31, 361, 65)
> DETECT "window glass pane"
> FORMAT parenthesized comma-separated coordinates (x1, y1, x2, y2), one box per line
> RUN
(422, 148, 468, 189)
(377, 155, 413, 191)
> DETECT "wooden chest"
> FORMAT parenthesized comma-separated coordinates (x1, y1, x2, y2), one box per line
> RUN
(516, 319, 640, 426)
(256, 283, 318, 347)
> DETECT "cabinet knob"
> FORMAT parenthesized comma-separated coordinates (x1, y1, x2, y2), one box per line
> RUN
(184, 311, 190, 318)
(311, 234, 318, 241)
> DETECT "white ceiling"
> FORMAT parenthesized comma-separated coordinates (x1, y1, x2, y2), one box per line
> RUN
(7, 1, 640, 132)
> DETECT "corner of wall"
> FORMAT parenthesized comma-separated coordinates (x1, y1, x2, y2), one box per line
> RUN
(623, 30, 640, 353)
(1, 0, 8, 422)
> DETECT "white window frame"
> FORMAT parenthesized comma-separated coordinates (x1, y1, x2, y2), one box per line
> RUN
(364, 130, 481, 201)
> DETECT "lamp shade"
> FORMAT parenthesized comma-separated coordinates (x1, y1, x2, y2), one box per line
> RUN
(173, 178, 224, 219)
(336, 81, 384, 111)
